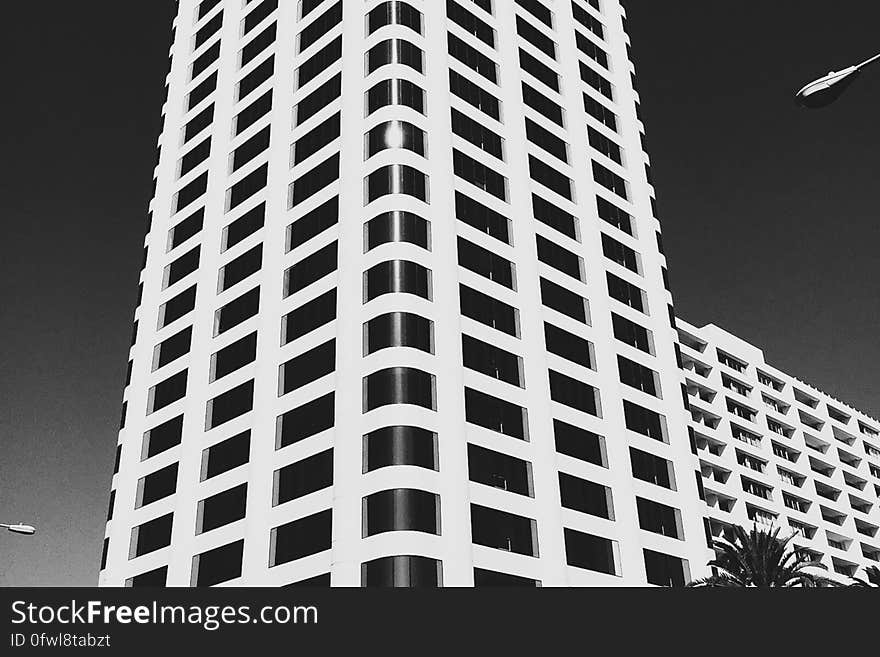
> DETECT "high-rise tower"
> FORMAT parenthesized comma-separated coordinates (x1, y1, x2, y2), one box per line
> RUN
(101, 0, 713, 587)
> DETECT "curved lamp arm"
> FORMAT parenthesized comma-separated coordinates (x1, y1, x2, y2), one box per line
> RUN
(796, 50, 880, 108)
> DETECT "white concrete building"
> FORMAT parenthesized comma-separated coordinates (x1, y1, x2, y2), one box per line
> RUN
(679, 319, 880, 583)
(100, 0, 714, 587)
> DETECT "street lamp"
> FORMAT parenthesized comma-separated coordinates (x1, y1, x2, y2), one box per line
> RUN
(1, 523, 36, 536)
(796, 51, 880, 108)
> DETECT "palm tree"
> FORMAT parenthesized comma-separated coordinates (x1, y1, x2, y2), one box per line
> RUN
(850, 565, 880, 587)
(688, 523, 837, 587)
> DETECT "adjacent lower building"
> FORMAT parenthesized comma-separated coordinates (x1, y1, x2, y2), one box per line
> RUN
(678, 319, 880, 583)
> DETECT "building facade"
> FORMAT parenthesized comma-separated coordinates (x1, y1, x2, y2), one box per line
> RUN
(679, 320, 880, 583)
(100, 0, 716, 587)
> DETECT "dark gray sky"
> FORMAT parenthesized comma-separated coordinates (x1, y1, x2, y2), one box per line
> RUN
(0, 2, 877, 586)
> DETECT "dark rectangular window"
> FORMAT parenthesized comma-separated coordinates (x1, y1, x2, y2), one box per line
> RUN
(283, 241, 337, 296)
(448, 0, 495, 47)
(549, 370, 600, 417)
(198, 0, 221, 20)
(452, 108, 503, 159)
(575, 31, 608, 68)
(143, 415, 183, 460)
(544, 322, 592, 369)
(571, 1, 604, 40)
(148, 370, 187, 414)
(298, 1, 342, 53)
(279, 339, 335, 395)
(624, 400, 665, 442)
(274, 449, 333, 504)
(290, 153, 340, 208)
(519, 48, 558, 92)
(457, 237, 515, 289)
(607, 272, 645, 313)
(197, 483, 247, 534)
(297, 36, 342, 89)
(449, 70, 500, 120)
(283, 288, 336, 344)
(194, 11, 223, 50)
(241, 22, 276, 67)
(525, 118, 567, 163)
(462, 334, 523, 387)
(232, 126, 271, 172)
(300, 0, 324, 18)
(138, 463, 178, 508)
(516, 15, 555, 59)
(276, 392, 335, 449)
(165, 246, 200, 288)
(464, 387, 527, 440)
(602, 233, 639, 272)
(474, 569, 538, 587)
(294, 112, 340, 165)
(180, 137, 211, 177)
(175, 172, 208, 213)
(271, 509, 332, 566)
(202, 431, 250, 481)
(589, 126, 622, 164)
(126, 566, 168, 588)
(460, 284, 519, 337)
(636, 497, 682, 539)
(220, 244, 262, 291)
(580, 62, 613, 99)
(206, 379, 254, 429)
(611, 313, 652, 353)
(559, 473, 613, 519)
(618, 355, 659, 397)
(215, 286, 260, 334)
(453, 149, 507, 201)
(522, 82, 563, 127)
(228, 163, 268, 211)
(541, 277, 587, 323)
(644, 549, 689, 587)
(529, 155, 572, 200)
(169, 208, 204, 250)
(516, 0, 552, 27)
(564, 528, 617, 575)
(131, 513, 173, 558)
(296, 73, 341, 126)
(536, 235, 581, 281)
(188, 72, 217, 111)
(532, 194, 576, 239)
(154, 326, 192, 370)
(630, 447, 674, 490)
(224, 203, 265, 251)
(596, 196, 633, 235)
(160, 285, 197, 328)
(238, 55, 274, 101)
(448, 33, 497, 83)
(592, 160, 628, 200)
(583, 94, 617, 132)
(212, 332, 257, 381)
(235, 90, 272, 135)
(455, 192, 510, 244)
(244, 0, 277, 35)
(468, 444, 531, 496)
(192, 539, 244, 587)
(184, 104, 214, 143)
(554, 419, 605, 466)
(471, 504, 537, 556)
